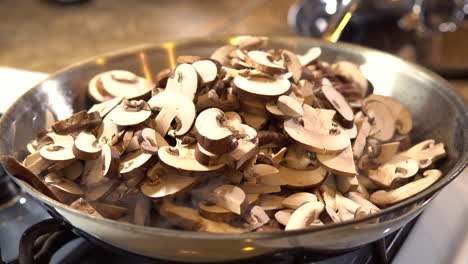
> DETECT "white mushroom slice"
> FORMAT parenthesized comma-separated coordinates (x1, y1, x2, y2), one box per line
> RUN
(357, 174, 378, 190)
(352, 117, 371, 159)
(25, 155, 52, 176)
(199, 202, 238, 222)
(108, 100, 151, 127)
(44, 172, 84, 204)
(211, 45, 236, 66)
(158, 146, 225, 172)
(283, 192, 318, 209)
(331, 61, 368, 97)
(363, 95, 413, 134)
(134, 193, 151, 226)
(228, 140, 259, 170)
(73, 132, 101, 160)
(100, 144, 119, 178)
(140, 171, 196, 199)
(194, 143, 223, 166)
(196, 89, 240, 112)
(165, 63, 198, 101)
(281, 50, 302, 83)
(253, 164, 285, 185)
(84, 180, 117, 201)
(280, 166, 327, 189)
(119, 150, 154, 178)
(239, 112, 267, 131)
(324, 205, 341, 223)
(233, 75, 291, 98)
(362, 101, 395, 141)
(369, 142, 400, 164)
(241, 183, 281, 194)
(369, 156, 419, 187)
(284, 105, 351, 154)
(321, 79, 354, 128)
(356, 183, 370, 199)
(70, 198, 102, 217)
(299, 47, 321, 66)
(81, 155, 107, 186)
(96, 116, 120, 145)
(337, 204, 355, 222)
(320, 183, 337, 211)
(159, 203, 246, 233)
(193, 60, 218, 84)
(90, 202, 128, 220)
(39, 133, 75, 162)
(336, 175, 359, 193)
(147, 91, 196, 137)
(336, 193, 361, 214)
(317, 145, 357, 177)
(194, 108, 238, 154)
(245, 205, 270, 229)
(277, 95, 304, 118)
(346, 192, 380, 213)
(88, 96, 123, 118)
(282, 144, 317, 170)
(246, 50, 285, 74)
(271, 147, 288, 165)
(258, 194, 285, 211)
(275, 209, 294, 226)
(95, 70, 152, 98)
(285, 202, 324, 230)
(400, 139, 446, 169)
(213, 185, 248, 215)
(235, 35, 268, 50)
(231, 58, 251, 69)
(63, 160, 83, 181)
(370, 169, 443, 206)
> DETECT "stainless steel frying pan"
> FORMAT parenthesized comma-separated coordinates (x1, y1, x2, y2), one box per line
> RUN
(0, 36, 466, 263)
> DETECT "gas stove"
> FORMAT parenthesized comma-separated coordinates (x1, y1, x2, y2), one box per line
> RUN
(0, 68, 466, 264)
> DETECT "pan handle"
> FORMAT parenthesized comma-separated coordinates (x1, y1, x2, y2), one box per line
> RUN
(11, 219, 77, 264)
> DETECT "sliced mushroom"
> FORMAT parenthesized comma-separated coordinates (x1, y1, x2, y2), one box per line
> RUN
(364, 95, 413, 134)
(85, 180, 118, 201)
(346, 192, 380, 213)
(211, 45, 236, 66)
(73, 132, 101, 160)
(282, 50, 302, 83)
(357, 174, 378, 190)
(266, 95, 304, 118)
(331, 61, 368, 97)
(241, 183, 281, 194)
(95, 70, 152, 98)
(119, 149, 154, 178)
(245, 50, 285, 74)
(239, 112, 267, 131)
(43, 172, 83, 204)
(63, 160, 83, 181)
(233, 75, 291, 98)
(370, 169, 443, 206)
(362, 101, 395, 141)
(96, 116, 120, 145)
(299, 47, 321, 66)
(335, 193, 361, 214)
(69, 198, 102, 217)
(158, 145, 225, 173)
(165, 63, 198, 101)
(284, 105, 351, 154)
(275, 209, 294, 226)
(134, 193, 151, 226)
(282, 144, 317, 170)
(25, 154, 52, 176)
(52, 111, 101, 135)
(90, 202, 128, 220)
(368, 156, 419, 187)
(320, 175, 337, 210)
(228, 140, 259, 170)
(369, 142, 400, 164)
(323, 205, 341, 223)
(257, 194, 285, 211)
(39, 134, 75, 162)
(154, 68, 172, 88)
(245, 205, 270, 229)
(285, 202, 324, 231)
(336, 175, 359, 193)
(283, 192, 318, 209)
(196, 89, 240, 112)
(352, 117, 371, 159)
(400, 139, 446, 169)
(253, 164, 285, 185)
(317, 145, 357, 177)
(81, 155, 107, 186)
(88, 96, 124, 118)
(213, 184, 248, 215)
(320, 78, 354, 128)
(193, 60, 218, 84)
(194, 108, 238, 154)
(108, 100, 151, 126)
(235, 35, 268, 50)
(199, 202, 238, 222)
(280, 166, 328, 189)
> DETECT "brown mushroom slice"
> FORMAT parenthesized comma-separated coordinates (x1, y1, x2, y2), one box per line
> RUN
(229, 140, 259, 170)
(199, 202, 238, 222)
(119, 150, 154, 178)
(370, 169, 443, 206)
(280, 166, 327, 189)
(73, 132, 101, 160)
(370, 142, 400, 164)
(282, 144, 317, 170)
(101, 144, 120, 178)
(62, 160, 83, 181)
(336, 175, 359, 193)
(69, 198, 102, 217)
(40, 142, 75, 162)
(81, 154, 108, 187)
(88, 96, 123, 118)
(254, 164, 285, 185)
(52, 111, 102, 135)
(108, 100, 151, 127)
(317, 145, 356, 177)
(96, 116, 120, 145)
(245, 205, 271, 229)
(233, 75, 291, 98)
(85, 180, 117, 201)
(194, 108, 238, 154)
(284, 105, 351, 154)
(277, 95, 304, 118)
(331, 61, 368, 97)
(364, 95, 413, 134)
(281, 50, 302, 83)
(194, 143, 223, 166)
(211, 45, 236, 66)
(258, 194, 285, 211)
(362, 101, 395, 141)
(368, 156, 419, 187)
(401, 139, 446, 169)
(346, 192, 380, 213)
(299, 47, 321, 66)
(134, 193, 151, 226)
(43, 172, 84, 204)
(165, 63, 198, 101)
(275, 209, 294, 226)
(285, 202, 325, 231)
(158, 146, 225, 173)
(245, 50, 285, 74)
(241, 183, 281, 194)
(353, 117, 371, 159)
(90, 202, 128, 220)
(213, 185, 248, 215)
(283, 192, 318, 209)
(193, 60, 218, 84)
(321, 79, 354, 128)
(25, 155, 52, 176)
(159, 202, 246, 233)
(235, 35, 268, 50)
(96, 70, 152, 98)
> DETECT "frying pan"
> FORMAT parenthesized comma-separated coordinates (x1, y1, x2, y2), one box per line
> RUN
(0, 36, 466, 263)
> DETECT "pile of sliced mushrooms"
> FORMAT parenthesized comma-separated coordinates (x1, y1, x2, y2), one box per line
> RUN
(1, 36, 447, 233)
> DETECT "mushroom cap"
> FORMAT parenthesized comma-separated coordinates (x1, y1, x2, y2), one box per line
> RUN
(158, 146, 225, 172)
(280, 166, 328, 188)
(148, 91, 196, 137)
(284, 105, 350, 154)
(232, 75, 291, 98)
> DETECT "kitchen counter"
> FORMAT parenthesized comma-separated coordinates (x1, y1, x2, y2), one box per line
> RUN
(1, 0, 467, 101)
